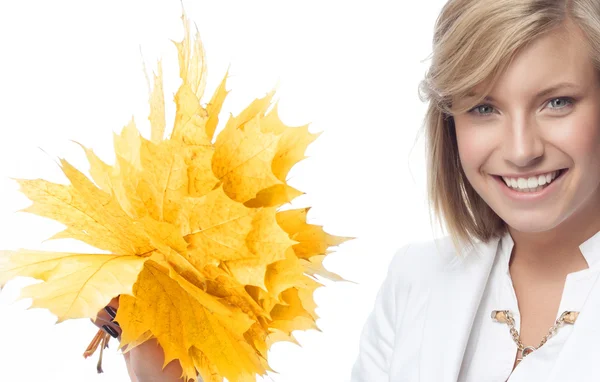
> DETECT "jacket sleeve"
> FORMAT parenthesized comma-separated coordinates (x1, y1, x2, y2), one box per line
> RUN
(350, 244, 411, 381)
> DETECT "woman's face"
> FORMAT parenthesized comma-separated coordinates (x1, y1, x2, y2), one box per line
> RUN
(453, 24, 600, 234)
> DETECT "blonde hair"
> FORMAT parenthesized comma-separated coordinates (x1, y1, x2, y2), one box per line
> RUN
(419, 0, 600, 252)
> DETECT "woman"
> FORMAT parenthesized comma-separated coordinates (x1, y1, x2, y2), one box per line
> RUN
(95, 0, 600, 380)
(352, 0, 600, 381)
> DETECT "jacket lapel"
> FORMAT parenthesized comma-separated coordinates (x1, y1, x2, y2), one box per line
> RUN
(418, 236, 500, 382)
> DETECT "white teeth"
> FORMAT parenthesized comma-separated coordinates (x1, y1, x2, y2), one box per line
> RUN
(500, 170, 561, 192)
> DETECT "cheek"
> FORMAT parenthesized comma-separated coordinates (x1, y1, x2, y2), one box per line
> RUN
(454, 121, 498, 175)
(554, 107, 600, 166)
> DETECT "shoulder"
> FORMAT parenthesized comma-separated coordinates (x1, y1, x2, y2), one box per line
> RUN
(387, 235, 479, 286)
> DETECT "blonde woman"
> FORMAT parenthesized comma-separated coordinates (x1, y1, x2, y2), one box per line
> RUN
(352, 0, 600, 380)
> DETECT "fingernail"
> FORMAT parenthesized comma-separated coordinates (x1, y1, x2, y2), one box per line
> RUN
(104, 306, 117, 320)
(112, 320, 120, 328)
(102, 325, 119, 338)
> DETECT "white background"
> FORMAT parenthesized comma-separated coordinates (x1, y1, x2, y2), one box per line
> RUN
(0, 0, 447, 381)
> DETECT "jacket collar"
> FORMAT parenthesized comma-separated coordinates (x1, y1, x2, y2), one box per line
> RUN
(577, 229, 600, 268)
(500, 229, 600, 270)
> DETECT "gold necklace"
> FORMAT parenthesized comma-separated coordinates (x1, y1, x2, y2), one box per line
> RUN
(491, 310, 579, 364)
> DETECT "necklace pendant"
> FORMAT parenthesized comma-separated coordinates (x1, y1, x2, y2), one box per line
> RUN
(491, 310, 510, 323)
(522, 346, 536, 358)
(561, 311, 579, 324)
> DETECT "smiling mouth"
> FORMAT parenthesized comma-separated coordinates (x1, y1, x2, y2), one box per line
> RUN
(493, 168, 568, 193)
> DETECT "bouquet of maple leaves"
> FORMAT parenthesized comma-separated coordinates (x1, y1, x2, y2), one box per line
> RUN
(0, 12, 351, 382)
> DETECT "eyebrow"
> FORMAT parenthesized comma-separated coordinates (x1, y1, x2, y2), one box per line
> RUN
(465, 82, 581, 103)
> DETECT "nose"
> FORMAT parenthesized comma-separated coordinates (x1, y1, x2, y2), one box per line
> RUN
(502, 116, 544, 168)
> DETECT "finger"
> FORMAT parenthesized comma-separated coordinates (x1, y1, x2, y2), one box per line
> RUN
(104, 297, 120, 325)
(91, 296, 123, 340)
(92, 312, 122, 337)
(92, 309, 119, 327)
(94, 316, 122, 340)
(106, 295, 120, 310)
(104, 306, 117, 321)
(94, 315, 121, 330)
(102, 324, 119, 339)
(95, 316, 122, 333)
(92, 296, 121, 327)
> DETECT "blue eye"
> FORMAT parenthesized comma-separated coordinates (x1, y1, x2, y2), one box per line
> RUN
(548, 97, 574, 109)
(468, 104, 495, 116)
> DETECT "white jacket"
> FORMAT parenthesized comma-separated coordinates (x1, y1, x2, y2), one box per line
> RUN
(350, 234, 600, 381)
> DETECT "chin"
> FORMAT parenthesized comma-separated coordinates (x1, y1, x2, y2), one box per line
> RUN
(498, 210, 564, 233)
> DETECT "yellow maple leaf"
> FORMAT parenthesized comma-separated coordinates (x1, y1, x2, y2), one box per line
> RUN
(277, 207, 355, 259)
(213, 112, 284, 204)
(0, 8, 353, 382)
(0, 250, 147, 322)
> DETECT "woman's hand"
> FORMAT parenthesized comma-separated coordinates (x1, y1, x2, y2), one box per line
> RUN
(91, 296, 185, 382)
